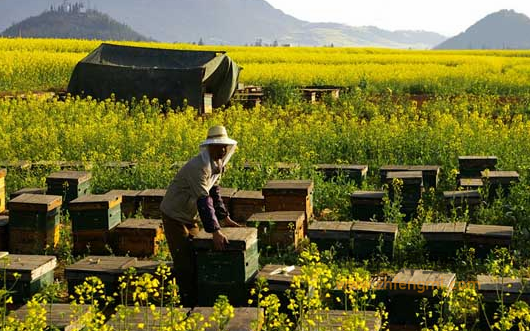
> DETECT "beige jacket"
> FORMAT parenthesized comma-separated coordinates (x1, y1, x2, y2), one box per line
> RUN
(160, 153, 214, 224)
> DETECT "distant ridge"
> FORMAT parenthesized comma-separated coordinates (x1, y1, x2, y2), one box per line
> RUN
(435, 9, 530, 49)
(1, 4, 149, 41)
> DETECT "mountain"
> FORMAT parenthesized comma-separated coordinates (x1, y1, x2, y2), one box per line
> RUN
(435, 10, 530, 49)
(0, 0, 446, 48)
(1, 4, 149, 41)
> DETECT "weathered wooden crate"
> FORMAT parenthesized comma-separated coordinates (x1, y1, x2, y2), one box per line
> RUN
(219, 187, 238, 211)
(11, 303, 89, 331)
(380, 165, 441, 189)
(69, 194, 122, 232)
(106, 189, 141, 217)
(0, 168, 6, 213)
(315, 164, 368, 184)
(0, 254, 57, 303)
(0, 215, 8, 250)
(8, 194, 62, 253)
(193, 228, 259, 284)
(114, 218, 164, 257)
(306, 310, 381, 331)
(65, 256, 137, 296)
(72, 228, 116, 256)
(307, 221, 353, 258)
(193, 307, 263, 330)
(231, 190, 265, 223)
(421, 222, 467, 260)
(388, 269, 456, 325)
(262, 180, 314, 233)
(46, 171, 92, 205)
(232, 91, 264, 109)
(350, 191, 385, 221)
(481, 170, 520, 199)
(443, 190, 481, 216)
(329, 275, 392, 310)
(465, 224, 513, 258)
(9, 187, 47, 200)
(458, 178, 484, 190)
(458, 156, 497, 178)
(386, 171, 423, 205)
(256, 264, 301, 293)
(351, 221, 398, 260)
(246, 211, 305, 250)
(138, 189, 166, 219)
(301, 87, 341, 103)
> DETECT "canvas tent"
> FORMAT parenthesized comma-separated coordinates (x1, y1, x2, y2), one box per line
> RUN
(67, 43, 241, 110)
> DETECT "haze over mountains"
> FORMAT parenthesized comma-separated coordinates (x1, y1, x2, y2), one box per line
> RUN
(0, 0, 446, 48)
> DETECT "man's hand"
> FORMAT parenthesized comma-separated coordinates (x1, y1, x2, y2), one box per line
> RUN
(222, 216, 242, 228)
(213, 230, 229, 251)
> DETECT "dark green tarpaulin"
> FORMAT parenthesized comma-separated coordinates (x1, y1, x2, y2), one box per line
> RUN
(67, 43, 241, 109)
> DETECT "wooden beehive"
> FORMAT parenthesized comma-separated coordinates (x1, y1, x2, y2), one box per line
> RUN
(219, 187, 238, 212)
(477, 274, 530, 305)
(350, 191, 385, 221)
(329, 275, 392, 310)
(11, 303, 90, 331)
(8, 194, 62, 254)
(193, 228, 259, 284)
(193, 307, 263, 330)
(46, 171, 92, 205)
(388, 269, 456, 325)
(65, 256, 137, 296)
(458, 156, 497, 178)
(380, 165, 441, 189)
(315, 164, 368, 184)
(351, 221, 398, 260)
(9, 187, 47, 200)
(386, 171, 423, 204)
(231, 190, 265, 223)
(138, 189, 166, 219)
(465, 224, 513, 258)
(421, 222, 467, 260)
(481, 170, 520, 199)
(443, 190, 482, 215)
(306, 310, 381, 331)
(262, 180, 314, 233)
(246, 211, 305, 250)
(301, 87, 341, 103)
(458, 178, 484, 190)
(69, 194, 122, 232)
(0, 168, 6, 213)
(72, 228, 116, 256)
(106, 189, 141, 217)
(114, 218, 164, 257)
(257, 264, 301, 293)
(0, 215, 7, 250)
(1, 254, 57, 303)
(307, 221, 353, 258)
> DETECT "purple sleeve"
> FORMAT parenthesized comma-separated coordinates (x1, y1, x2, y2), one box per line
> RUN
(209, 185, 229, 221)
(197, 196, 221, 233)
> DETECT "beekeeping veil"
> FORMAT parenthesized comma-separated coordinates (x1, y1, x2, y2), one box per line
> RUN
(199, 126, 237, 190)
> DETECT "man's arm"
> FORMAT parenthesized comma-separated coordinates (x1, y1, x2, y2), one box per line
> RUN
(209, 185, 229, 221)
(197, 195, 221, 233)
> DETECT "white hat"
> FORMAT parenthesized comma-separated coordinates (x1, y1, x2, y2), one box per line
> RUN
(200, 125, 237, 146)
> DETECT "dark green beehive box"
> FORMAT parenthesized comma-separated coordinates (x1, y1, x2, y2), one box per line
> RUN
(481, 170, 520, 200)
(386, 171, 423, 204)
(458, 156, 497, 178)
(46, 171, 92, 206)
(421, 222, 467, 260)
(0, 216, 8, 250)
(388, 269, 455, 325)
(219, 187, 238, 212)
(69, 194, 122, 232)
(193, 228, 259, 284)
(9, 187, 47, 200)
(315, 164, 368, 185)
(246, 211, 305, 250)
(443, 191, 481, 218)
(350, 191, 385, 222)
(0, 254, 57, 303)
(308, 221, 353, 258)
(106, 189, 141, 218)
(138, 189, 166, 219)
(465, 224, 513, 259)
(351, 221, 398, 260)
(65, 256, 137, 297)
(231, 190, 265, 223)
(380, 165, 440, 189)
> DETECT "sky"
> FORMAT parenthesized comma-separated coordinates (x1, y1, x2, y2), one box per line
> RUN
(265, 0, 530, 37)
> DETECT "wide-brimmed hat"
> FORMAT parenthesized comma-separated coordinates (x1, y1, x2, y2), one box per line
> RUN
(200, 126, 237, 146)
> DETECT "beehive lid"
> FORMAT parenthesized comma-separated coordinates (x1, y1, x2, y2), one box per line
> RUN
(257, 264, 302, 283)
(65, 256, 137, 274)
(3, 254, 57, 281)
(466, 224, 513, 238)
(459, 156, 498, 161)
(106, 189, 141, 198)
(387, 171, 423, 180)
(352, 221, 398, 234)
(477, 275, 530, 294)
(317, 164, 368, 171)
(351, 191, 385, 199)
(193, 227, 257, 251)
(390, 269, 456, 295)
(233, 190, 264, 200)
(408, 165, 441, 172)
(308, 221, 353, 240)
(69, 194, 122, 210)
(138, 189, 167, 197)
(247, 211, 303, 223)
(10, 187, 47, 198)
(481, 170, 520, 179)
(192, 307, 263, 331)
(459, 178, 483, 187)
(263, 180, 314, 193)
(443, 191, 481, 200)
(421, 222, 467, 234)
(9, 194, 62, 212)
(133, 260, 173, 274)
(380, 165, 410, 172)
(46, 171, 92, 183)
(12, 303, 89, 331)
(117, 218, 162, 230)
